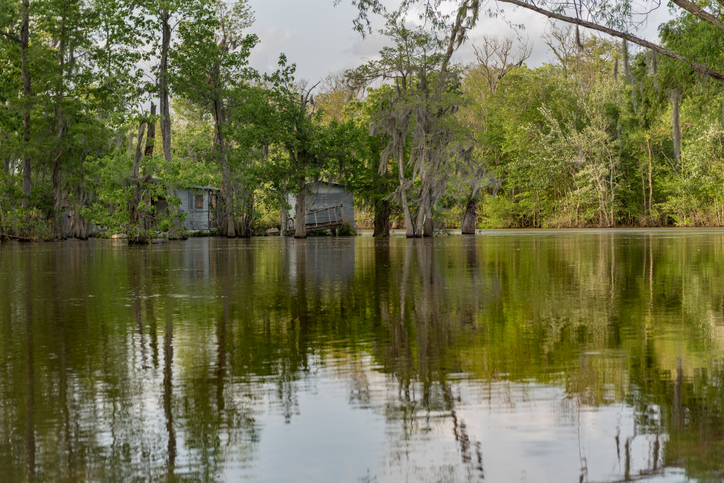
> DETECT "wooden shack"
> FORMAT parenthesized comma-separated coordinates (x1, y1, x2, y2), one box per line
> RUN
(153, 185, 220, 232)
(178, 186, 220, 231)
(286, 181, 355, 233)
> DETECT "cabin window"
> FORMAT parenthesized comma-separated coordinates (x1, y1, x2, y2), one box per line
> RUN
(196, 194, 204, 210)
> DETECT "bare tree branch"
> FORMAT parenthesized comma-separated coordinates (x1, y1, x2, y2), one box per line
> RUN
(500, 0, 724, 82)
(669, 0, 724, 31)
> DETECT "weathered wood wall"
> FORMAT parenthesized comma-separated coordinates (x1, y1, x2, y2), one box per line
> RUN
(179, 189, 212, 231)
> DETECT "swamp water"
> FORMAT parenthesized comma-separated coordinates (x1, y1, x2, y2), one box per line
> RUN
(1, 230, 724, 482)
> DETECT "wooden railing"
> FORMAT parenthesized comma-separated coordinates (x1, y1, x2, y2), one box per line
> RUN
(285, 204, 349, 235)
(305, 204, 347, 229)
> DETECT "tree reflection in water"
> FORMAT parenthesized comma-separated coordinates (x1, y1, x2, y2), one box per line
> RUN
(0, 233, 723, 481)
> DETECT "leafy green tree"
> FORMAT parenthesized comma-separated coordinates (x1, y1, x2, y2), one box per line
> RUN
(173, 0, 258, 237)
(0, 0, 31, 207)
(353, 17, 472, 237)
(455, 36, 530, 233)
(271, 77, 365, 238)
(0, 0, 148, 238)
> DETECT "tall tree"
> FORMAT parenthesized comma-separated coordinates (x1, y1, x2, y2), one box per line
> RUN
(356, 18, 470, 236)
(0, 0, 32, 207)
(174, 0, 258, 238)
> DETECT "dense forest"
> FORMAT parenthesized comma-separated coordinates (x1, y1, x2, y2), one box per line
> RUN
(1, 0, 724, 242)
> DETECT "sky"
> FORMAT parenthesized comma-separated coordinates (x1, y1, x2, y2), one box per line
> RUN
(246, 0, 674, 85)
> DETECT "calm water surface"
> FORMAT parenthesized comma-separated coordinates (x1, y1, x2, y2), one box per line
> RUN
(2, 230, 724, 482)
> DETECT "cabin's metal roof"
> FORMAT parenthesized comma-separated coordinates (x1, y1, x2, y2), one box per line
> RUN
(179, 185, 220, 192)
(308, 180, 353, 190)
(151, 177, 220, 191)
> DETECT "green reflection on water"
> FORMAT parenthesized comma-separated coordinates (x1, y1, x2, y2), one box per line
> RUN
(1, 231, 723, 482)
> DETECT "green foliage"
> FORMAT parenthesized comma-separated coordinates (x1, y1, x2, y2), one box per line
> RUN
(660, 123, 724, 226)
(84, 153, 183, 241)
(338, 223, 357, 236)
(2, 0, 724, 240)
(454, 21, 724, 229)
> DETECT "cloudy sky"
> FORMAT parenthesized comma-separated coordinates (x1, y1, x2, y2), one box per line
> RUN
(246, 0, 673, 84)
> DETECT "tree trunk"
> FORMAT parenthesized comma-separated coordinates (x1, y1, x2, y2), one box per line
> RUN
(136, 105, 158, 239)
(161, 9, 184, 241)
(652, 51, 659, 91)
(70, 187, 91, 240)
(160, 9, 172, 164)
(400, 190, 414, 237)
(237, 191, 254, 238)
(129, 120, 147, 244)
(613, 58, 618, 83)
(671, 88, 681, 161)
(415, 186, 434, 237)
(2, 140, 9, 173)
(398, 147, 414, 238)
(647, 139, 653, 218)
(51, 14, 67, 238)
(213, 93, 235, 238)
(21, 0, 31, 209)
(294, 188, 307, 238)
(144, 103, 156, 158)
(461, 195, 478, 234)
(622, 39, 631, 82)
(51, 160, 62, 236)
(423, 209, 434, 236)
(131, 123, 146, 183)
(160, 18, 186, 241)
(280, 193, 289, 236)
(373, 198, 391, 237)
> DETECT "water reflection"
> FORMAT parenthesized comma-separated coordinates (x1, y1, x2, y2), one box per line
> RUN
(1, 231, 724, 481)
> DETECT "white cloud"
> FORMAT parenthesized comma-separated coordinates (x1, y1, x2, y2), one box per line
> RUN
(246, 0, 672, 85)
